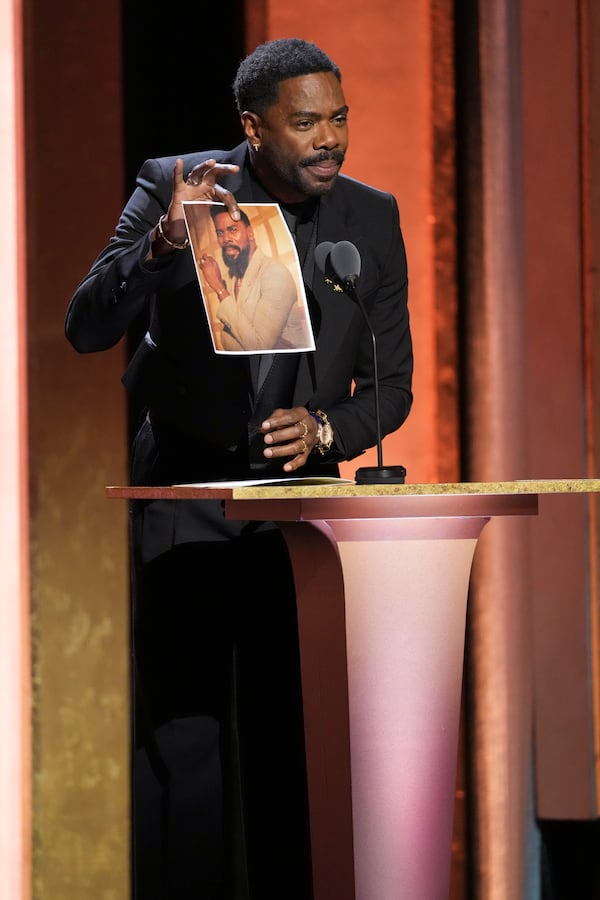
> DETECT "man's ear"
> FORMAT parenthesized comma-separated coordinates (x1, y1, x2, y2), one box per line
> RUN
(241, 111, 261, 144)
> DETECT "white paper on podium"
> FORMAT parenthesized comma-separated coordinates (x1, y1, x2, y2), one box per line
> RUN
(174, 476, 354, 488)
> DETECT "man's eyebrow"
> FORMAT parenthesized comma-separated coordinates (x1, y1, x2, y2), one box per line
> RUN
(291, 104, 349, 118)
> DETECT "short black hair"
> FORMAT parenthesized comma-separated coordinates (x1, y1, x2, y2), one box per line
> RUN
(209, 204, 251, 228)
(232, 37, 341, 116)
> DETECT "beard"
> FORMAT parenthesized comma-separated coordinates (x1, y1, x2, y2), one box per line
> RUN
(259, 146, 345, 198)
(222, 243, 251, 279)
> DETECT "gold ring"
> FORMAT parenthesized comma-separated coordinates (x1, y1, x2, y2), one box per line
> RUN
(299, 439, 307, 454)
(299, 420, 309, 438)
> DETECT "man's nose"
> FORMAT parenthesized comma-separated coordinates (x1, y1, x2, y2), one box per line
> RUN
(314, 123, 340, 149)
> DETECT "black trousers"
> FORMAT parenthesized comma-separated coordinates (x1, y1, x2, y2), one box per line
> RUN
(131, 529, 313, 899)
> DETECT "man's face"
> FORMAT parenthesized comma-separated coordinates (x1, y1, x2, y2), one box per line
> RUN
(212, 212, 253, 277)
(250, 71, 349, 204)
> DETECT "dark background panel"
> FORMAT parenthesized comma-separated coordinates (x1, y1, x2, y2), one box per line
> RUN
(121, 2, 246, 193)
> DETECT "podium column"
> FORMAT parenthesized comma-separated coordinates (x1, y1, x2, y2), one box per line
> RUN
(274, 513, 483, 900)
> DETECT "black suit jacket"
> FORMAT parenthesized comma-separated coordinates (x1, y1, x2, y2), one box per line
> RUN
(66, 142, 413, 491)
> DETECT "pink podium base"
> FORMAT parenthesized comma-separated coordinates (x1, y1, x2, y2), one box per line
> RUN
(333, 519, 479, 899)
(270, 513, 484, 899)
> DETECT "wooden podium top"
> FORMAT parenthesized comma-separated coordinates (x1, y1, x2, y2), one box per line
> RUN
(105, 478, 600, 521)
(106, 478, 600, 501)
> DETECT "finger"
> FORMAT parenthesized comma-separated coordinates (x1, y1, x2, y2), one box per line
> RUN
(261, 409, 312, 436)
(186, 159, 216, 187)
(260, 408, 295, 431)
(263, 420, 314, 455)
(263, 437, 310, 461)
(213, 186, 240, 220)
(212, 163, 240, 176)
(282, 442, 310, 473)
(187, 160, 239, 186)
(265, 418, 312, 445)
(173, 157, 185, 188)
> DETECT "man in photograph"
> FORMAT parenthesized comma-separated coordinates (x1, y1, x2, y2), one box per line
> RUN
(199, 206, 313, 351)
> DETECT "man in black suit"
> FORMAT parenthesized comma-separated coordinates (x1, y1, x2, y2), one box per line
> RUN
(66, 37, 413, 900)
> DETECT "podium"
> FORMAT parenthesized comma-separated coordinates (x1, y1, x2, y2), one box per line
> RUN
(107, 479, 597, 899)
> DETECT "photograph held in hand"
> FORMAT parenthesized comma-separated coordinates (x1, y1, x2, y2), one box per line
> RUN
(183, 200, 315, 353)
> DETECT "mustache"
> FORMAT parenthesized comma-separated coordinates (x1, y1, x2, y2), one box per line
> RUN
(299, 150, 345, 168)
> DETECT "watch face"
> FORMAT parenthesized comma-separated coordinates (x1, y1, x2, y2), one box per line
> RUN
(321, 423, 333, 448)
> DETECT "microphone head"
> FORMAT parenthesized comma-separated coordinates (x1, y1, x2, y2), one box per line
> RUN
(330, 241, 361, 286)
(314, 241, 335, 276)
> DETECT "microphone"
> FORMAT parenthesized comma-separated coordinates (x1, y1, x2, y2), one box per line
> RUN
(315, 241, 407, 484)
(314, 240, 335, 277)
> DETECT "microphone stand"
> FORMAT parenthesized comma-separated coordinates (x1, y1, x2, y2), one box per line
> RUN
(339, 276, 407, 485)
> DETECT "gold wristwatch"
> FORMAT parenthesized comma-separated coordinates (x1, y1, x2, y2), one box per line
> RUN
(310, 409, 334, 455)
